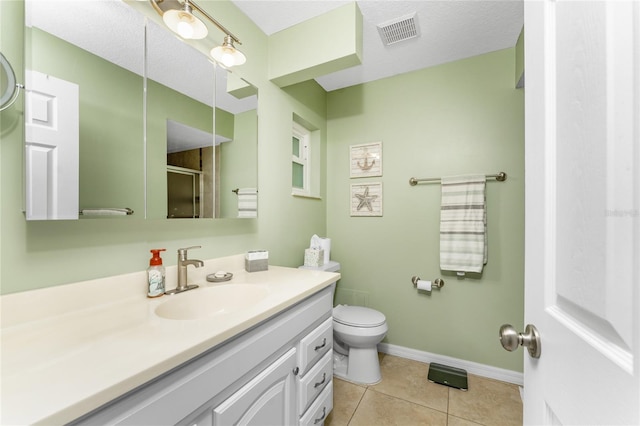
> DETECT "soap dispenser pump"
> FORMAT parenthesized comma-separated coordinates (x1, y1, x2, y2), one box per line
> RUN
(147, 249, 166, 298)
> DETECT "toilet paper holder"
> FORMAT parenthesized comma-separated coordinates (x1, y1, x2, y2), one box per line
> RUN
(411, 276, 445, 294)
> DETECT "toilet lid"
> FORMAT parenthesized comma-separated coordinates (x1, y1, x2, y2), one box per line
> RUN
(333, 305, 386, 327)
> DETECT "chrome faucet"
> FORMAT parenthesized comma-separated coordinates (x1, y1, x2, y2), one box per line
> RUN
(166, 246, 204, 295)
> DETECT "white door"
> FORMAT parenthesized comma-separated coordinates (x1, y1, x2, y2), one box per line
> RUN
(25, 70, 79, 220)
(522, 1, 640, 424)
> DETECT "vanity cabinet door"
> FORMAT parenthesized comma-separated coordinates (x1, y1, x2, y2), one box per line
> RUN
(213, 348, 297, 425)
(186, 408, 213, 426)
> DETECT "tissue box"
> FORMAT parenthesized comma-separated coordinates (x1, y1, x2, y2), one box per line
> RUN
(245, 250, 268, 272)
(304, 248, 325, 267)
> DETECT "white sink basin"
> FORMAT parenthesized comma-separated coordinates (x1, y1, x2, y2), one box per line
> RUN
(155, 284, 269, 320)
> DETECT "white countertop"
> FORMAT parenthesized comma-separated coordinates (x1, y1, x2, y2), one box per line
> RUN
(0, 254, 339, 425)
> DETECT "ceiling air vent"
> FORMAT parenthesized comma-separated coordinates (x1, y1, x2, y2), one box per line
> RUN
(377, 12, 420, 46)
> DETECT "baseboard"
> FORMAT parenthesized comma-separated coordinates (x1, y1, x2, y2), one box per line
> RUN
(377, 343, 524, 386)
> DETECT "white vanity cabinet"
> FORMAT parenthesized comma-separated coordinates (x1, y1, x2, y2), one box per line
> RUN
(212, 348, 298, 425)
(72, 285, 335, 426)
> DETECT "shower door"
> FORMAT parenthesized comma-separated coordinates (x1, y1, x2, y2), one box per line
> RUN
(523, 0, 639, 424)
(167, 167, 203, 218)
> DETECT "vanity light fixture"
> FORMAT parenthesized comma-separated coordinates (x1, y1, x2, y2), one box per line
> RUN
(151, 0, 246, 67)
(211, 35, 246, 67)
(162, 0, 208, 40)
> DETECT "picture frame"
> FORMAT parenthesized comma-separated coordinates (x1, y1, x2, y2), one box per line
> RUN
(350, 182, 383, 217)
(350, 142, 382, 178)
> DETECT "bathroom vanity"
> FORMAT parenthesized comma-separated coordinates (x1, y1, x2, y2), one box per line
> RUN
(0, 255, 338, 425)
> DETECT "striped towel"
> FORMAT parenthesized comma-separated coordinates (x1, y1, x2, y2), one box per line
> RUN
(439, 175, 487, 274)
(237, 188, 257, 218)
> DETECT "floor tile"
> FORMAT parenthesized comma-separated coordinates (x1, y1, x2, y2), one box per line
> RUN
(447, 414, 484, 426)
(325, 378, 366, 426)
(448, 373, 522, 426)
(369, 354, 449, 412)
(329, 353, 523, 426)
(349, 389, 447, 426)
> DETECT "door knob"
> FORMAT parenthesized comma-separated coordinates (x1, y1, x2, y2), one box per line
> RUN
(499, 324, 541, 358)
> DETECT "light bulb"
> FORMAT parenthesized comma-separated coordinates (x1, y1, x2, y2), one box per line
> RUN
(221, 50, 235, 67)
(162, 7, 208, 40)
(176, 21, 194, 39)
(211, 37, 246, 67)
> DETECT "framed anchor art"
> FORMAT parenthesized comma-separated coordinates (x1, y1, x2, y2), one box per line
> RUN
(349, 142, 382, 178)
(349, 141, 383, 217)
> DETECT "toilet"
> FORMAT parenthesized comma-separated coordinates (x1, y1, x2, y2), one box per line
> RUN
(298, 260, 388, 385)
(332, 304, 388, 385)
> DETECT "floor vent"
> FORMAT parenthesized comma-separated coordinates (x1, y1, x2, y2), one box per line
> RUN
(377, 12, 420, 46)
(427, 363, 469, 391)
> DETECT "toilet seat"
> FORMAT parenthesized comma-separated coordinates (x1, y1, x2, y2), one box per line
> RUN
(333, 305, 386, 328)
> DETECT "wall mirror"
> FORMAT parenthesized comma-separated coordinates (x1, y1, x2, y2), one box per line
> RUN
(23, 0, 258, 220)
(24, 0, 145, 220)
(143, 17, 258, 219)
(1, 52, 21, 112)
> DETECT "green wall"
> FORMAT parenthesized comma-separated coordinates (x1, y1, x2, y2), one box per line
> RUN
(326, 48, 525, 372)
(1, 0, 523, 373)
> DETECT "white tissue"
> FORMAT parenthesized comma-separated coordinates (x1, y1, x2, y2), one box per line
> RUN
(246, 250, 268, 260)
(310, 234, 321, 249)
(416, 279, 432, 291)
(310, 235, 331, 264)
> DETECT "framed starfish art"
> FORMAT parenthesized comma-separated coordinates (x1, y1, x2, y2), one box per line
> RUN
(350, 183, 383, 217)
(349, 142, 382, 178)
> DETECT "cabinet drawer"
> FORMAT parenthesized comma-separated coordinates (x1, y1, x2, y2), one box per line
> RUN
(298, 350, 333, 415)
(299, 380, 332, 426)
(298, 317, 332, 376)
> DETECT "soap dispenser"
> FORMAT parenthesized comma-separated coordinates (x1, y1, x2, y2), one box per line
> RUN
(147, 249, 166, 298)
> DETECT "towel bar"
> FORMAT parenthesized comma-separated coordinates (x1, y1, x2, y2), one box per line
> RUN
(80, 207, 134, 216)
(409, 171, 506, 186)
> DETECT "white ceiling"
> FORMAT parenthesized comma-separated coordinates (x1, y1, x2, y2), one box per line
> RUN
(231, 0, 524, 91)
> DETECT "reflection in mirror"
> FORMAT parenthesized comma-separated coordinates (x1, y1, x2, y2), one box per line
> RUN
(144, 17, 214, 219)
(24, 0, 145, 220)
(24, 0, 258, 220)
(215, 69, 258, 218)
(166, 120, 212, 218)
(144, 17, 258, 219)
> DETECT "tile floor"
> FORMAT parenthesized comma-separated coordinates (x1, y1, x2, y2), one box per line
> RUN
(325, 353, 523, 426)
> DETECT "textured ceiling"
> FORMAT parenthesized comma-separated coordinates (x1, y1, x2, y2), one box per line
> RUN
(231, 0, 524, 91)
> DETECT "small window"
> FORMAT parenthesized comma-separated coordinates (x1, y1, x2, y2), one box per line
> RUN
(292, 121, 310, 196)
